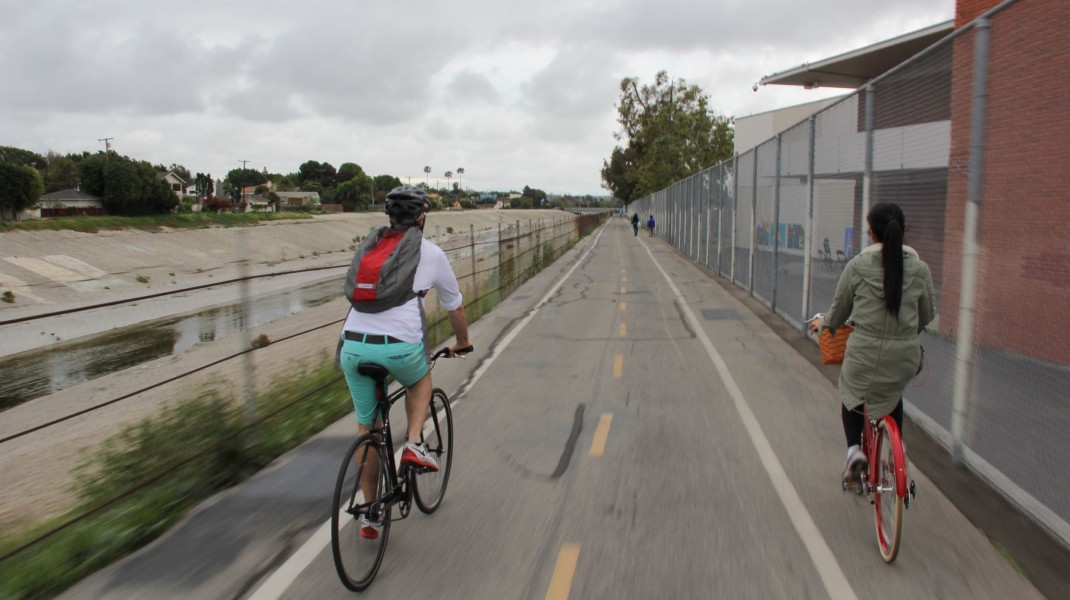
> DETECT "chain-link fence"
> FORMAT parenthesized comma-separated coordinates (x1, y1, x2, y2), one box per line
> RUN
(630, 0, 1070, 550)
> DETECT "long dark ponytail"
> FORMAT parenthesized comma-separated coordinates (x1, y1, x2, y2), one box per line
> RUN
(867, 202, 905, 318)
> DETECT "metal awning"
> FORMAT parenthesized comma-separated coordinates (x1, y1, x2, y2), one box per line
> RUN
(758, 20, 954, 89)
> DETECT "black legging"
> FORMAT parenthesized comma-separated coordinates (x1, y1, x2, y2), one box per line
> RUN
(842, 400, 903, 448)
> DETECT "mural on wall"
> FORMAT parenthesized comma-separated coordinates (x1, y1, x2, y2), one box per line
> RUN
(755, 222, 806, 250)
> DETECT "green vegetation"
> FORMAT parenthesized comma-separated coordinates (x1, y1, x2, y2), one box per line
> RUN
(2, 291, 14, 303)
(0, 211, 313, 234)
(601, 71, 734, 203)
(0, 363, 350, 600)
(134, 275, 150, 284)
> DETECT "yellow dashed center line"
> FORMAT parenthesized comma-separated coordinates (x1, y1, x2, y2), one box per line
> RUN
(545, 544, 581, 600)
(620, 302, 626, 312)
(619, 323, 627, 337)
(622, 276, 628, 283)
(613, 354, 623, 379)
(620, 287, 626, 295)
(589, 412, 614, 457)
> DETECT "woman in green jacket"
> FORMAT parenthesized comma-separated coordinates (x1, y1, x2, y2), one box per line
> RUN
(808, 202, 935, 484)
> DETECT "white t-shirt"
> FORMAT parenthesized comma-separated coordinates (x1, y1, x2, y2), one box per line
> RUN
(342, 237, 463, 343)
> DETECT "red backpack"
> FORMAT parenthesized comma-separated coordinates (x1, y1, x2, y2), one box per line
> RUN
(344, 226, 423, 313)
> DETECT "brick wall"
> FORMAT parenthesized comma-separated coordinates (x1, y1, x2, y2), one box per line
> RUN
(941, 0, 1070, 364)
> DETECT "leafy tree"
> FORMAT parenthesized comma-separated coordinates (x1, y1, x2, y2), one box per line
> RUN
(78, 154, 108, 197)
(423, 165, 431, 186)
(102, 161, 146, 215)
(522, 185, 547, 205)
(336, 162, 366, 184)
(145, 178, 179, 214)
(44, 153, 80, 192)
(194, 173, 214, 199)
(297, 160, 336, 189)
(456, 167, 465, 190)
(514, 196, 535, 209)
(0, 163, 45, 220)
(225, 168, 267, 202)
(601, 71, 733, 202)
(373, 174, 402, 193)
(0, 146, 47, 169)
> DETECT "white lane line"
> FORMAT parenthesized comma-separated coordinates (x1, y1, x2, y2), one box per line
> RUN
(639, 240, 858, 600)
(249, 225, 608, 600)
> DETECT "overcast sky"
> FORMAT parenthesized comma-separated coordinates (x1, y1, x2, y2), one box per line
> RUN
(1, 0, 954, 195)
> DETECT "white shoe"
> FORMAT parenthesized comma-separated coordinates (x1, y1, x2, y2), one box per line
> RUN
(842, 445, 867, 485)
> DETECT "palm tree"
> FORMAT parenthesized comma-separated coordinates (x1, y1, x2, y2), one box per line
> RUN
(444, 171, 453, 192)
(423, 165, 431, 186)
(456, 167, 465, 192)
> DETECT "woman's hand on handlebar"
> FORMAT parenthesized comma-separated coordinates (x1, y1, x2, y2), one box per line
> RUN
(806, 314, 824, 335)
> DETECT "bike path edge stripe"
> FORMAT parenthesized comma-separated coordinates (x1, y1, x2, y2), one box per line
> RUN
(640, 239, 859, 600)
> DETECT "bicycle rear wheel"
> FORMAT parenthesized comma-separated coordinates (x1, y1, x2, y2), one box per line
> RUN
(331, 434, 392, 591)
(872, 422, 905, 562)
(412, 388, 454, 513)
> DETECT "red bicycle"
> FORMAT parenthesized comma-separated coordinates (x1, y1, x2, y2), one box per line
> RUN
(846, 406, 917, 562)
(807, 313, 917, 562)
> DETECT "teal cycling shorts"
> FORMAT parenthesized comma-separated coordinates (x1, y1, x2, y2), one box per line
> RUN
(339, 338, 428, 425)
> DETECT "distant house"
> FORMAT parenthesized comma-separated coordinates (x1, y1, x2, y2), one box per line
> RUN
(274, 191, 321, 210)
(38, 189, 105, 217)
(243, 194, 276, 213)
(155, 172, 187, 199)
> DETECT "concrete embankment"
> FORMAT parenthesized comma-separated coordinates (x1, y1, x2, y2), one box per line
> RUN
(0, 209, 575, 531)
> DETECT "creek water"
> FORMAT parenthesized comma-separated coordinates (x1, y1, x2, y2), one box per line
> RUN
(0, 278, 342, 410)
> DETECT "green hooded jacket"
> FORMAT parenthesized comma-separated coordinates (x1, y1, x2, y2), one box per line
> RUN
(824, 243, 936, 418)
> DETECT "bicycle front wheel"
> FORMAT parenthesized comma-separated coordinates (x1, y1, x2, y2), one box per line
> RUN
(331, 434, 392, 591)
(872, 423, 905, 562)
(412, 388, 454, 513)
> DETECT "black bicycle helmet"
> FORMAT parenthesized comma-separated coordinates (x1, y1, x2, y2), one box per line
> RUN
(385, 185, 431, 227)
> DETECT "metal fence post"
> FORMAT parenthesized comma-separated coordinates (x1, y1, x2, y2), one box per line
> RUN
(772, 134, 783, 312)
(731, 154, 738, 280)
(801, 115, 817, 326)
(470, 224, 478, 303)
(749, 150, 758, 294)
(862, 83, 875, 250)
(951, 17, 991, 464)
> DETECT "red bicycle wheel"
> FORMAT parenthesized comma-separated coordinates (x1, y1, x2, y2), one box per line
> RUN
(872, 421, 905, 562)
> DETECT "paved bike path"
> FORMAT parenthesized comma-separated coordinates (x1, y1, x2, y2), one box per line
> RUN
(60, 219, 1042, 599)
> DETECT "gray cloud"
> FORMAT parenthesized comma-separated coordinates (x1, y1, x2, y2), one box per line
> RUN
(446, 70, 500, 107)
(0, 0, 955, 194)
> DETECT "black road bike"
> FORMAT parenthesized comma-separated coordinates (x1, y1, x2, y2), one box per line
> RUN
(330, 346, 470, 591)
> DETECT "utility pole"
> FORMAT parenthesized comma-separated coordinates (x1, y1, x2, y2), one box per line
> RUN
(239, 160, 249, 212)
(98, 137, 114, 162)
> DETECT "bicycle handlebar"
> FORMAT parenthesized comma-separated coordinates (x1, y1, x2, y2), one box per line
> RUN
(430, 345, 474, 361)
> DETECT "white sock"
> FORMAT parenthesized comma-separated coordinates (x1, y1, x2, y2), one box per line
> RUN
(846, 444, 861, 459)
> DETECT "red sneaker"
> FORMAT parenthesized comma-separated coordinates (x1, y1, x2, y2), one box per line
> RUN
(401, 441, 439, 472)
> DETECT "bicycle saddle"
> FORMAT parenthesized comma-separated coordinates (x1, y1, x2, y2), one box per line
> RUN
(357, 363, 390, 380)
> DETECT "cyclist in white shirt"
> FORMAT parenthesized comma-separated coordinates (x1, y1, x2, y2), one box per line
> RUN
(338, 186, 472, 480)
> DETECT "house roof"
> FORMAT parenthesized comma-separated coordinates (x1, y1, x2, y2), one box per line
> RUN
(757, 20, 954, 89)
(40, 189, 101, 202)
(155, 171, 187, 184)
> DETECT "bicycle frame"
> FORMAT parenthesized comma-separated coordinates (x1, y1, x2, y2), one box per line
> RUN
(360, 380, 411, 517)
(861, 412, 908, 500)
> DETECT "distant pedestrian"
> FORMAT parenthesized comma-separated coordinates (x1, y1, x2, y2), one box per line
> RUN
(646, 215, 655, 237)
(631, 213, 640, 236)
